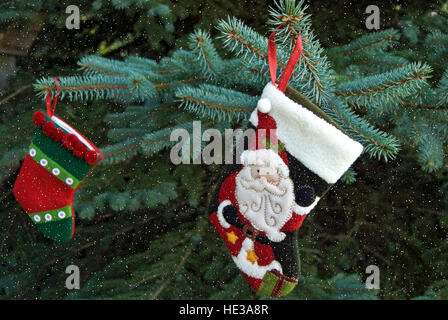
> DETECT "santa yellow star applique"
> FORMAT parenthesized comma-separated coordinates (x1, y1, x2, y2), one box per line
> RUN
(226, 231, 238, 244)
(246, 250, 259, 264)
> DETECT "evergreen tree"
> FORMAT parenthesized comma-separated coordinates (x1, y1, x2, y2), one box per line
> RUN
(1, 0, 447, 300)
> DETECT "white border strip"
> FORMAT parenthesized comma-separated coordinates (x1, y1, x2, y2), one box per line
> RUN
(51, 116, 94, 150)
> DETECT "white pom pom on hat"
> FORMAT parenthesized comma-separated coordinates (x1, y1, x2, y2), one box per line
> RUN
(257, 98, 271, 113)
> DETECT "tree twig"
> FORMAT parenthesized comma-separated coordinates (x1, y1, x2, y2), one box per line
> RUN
(0, 85, 31, 106)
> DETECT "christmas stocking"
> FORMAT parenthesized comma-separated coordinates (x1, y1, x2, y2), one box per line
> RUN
(210, 31, 363, 297)
(13, 80, 103, 242)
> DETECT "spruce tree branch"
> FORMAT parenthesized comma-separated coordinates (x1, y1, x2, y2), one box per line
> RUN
(147, 201, 210, 299)
(177, 54, 197, 66)
(423, 116, 448, 125)
(223, 27, 323, 93)
(0, 84, 31, 105)
(80, 64, 122, 77)
(129, 274, 160, 291)
(334, 69, 425, 97)
(154, 76, 204, 90)
(180, 96, 251, 112)
(125, 238, 188, 294)
(149, 105, 178, 114)
(225, 28, 268, 59)
(326, 100, 392, 153)
(354, 60, 405, 68)
(412, 121, 421, 141)
(143, 135, 170, 144)
(298, 51, 324, 91)
(104, 105, 177, 125)
(157, 68, 177, 74)
(402, 101, 442, 110)
(149, 245, 193, 300)
(40, 84, 129, 93)
(193, 34, 216, 74)
(159, 61, 184, 74)
(276, 13, 304, 45)
(160, 53, 197, 73)
(35, 75, 154, 102)
(101, 140, 142, 158)
(328, 34, 398, 59)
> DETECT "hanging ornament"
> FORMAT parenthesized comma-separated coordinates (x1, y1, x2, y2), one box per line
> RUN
(210, 30, 363, 297)
(13, 79, 103, 242)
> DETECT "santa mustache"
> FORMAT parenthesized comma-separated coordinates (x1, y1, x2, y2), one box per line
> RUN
(237, 168, 289, 197)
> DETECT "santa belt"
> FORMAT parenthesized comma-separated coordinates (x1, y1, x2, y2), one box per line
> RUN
(232, 218, 272, 245)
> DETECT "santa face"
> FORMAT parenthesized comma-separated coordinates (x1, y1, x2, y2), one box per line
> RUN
(250, 165, 280, 184)
(235, 165, 295, 242)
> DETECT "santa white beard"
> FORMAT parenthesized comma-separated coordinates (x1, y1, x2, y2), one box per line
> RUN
(235, 166, 295, 242)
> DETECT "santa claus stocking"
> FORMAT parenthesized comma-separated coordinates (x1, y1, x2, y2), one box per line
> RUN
(210, 31, 363, 297)
(13, 79, 103, 242)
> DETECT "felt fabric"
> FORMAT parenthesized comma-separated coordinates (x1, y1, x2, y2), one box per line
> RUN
(210, 31, 362, 295)
(14, 155, 76, 213)
(258, 269, 297, 297)
(209, 84, 363, 297)
(210, 167, 308, 296)
(28, 143, 81, 188)
(36, 217, 75, 242)
(13, 112, 102, 242)
(33, 128, 92, 181)
(29, 205, 72, 224)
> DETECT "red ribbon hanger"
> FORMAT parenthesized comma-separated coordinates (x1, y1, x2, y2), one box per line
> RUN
(268, 28, 303, 93)
(46, 78, 60, 117)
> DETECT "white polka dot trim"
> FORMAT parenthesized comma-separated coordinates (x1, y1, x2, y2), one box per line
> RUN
(29, 148, 36, 157)
(40, 159, 48, 167)
(33, 215, 41, 222)
(52, 168, 60, 176)
(65, 178, 73, 185)
(44, 214, 52, 221)
(58, 211, 66, 219)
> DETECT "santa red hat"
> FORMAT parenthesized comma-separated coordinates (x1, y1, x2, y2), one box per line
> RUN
(243, 98, 291, 179)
